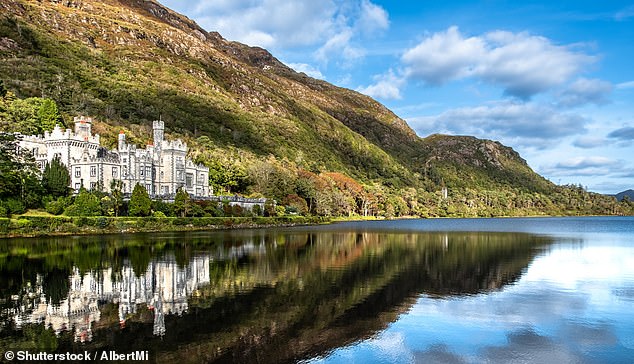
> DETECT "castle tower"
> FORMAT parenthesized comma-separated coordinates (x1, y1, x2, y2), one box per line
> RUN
(74, 116, 92, 140)
(153, 119, 164, 147)
(118, 131, 126, 150)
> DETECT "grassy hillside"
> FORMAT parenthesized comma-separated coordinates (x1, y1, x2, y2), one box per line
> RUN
(0, 0, 630, 217)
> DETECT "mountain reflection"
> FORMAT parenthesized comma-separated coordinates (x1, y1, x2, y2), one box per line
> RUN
(0, 229, 552, 363)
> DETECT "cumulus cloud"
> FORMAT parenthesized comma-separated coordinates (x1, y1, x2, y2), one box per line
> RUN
(401, 26, 484, 85)
(357, 0, 390, 36)
(401, 26, 595, 98)
(314, 29, 366, 64)
(408, 101, 588, 147)
(357, 70, 406, 100)
(557, 78, 613, 107)
(168, 0, 389, 66)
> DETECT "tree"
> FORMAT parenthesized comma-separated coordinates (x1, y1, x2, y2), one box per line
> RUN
(208, 160, 248, 194)
(129, 183, 151, 216)
(41, 156, 70, 198)
(173, 187, 191, 217)
(110, 179, 124, 217)
(64, 188, 101, 216)
(0, 133, 42, 208)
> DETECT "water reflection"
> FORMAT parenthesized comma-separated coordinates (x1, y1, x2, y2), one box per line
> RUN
(9, 256, 210, 342)
(0, 229, 551, 363)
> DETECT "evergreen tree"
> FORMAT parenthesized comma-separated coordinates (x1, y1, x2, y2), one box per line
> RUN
(41, 156, 70, 197)
(173, 187, 191, 217)
(110, 179, 124, 217)
(129, 183, 151, 216)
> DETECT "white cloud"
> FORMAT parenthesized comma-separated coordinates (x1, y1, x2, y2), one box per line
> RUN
(401, 27, 595, 98)
(357, 70, 405, 100)
(314, 29, 366, 65)
(402, 26, 484, 85)
(573, 136, 607, 149)
(616, 81, 634, 89)
(556, 156, 619, 169)
(408, 101, 588, 147)
(607, 126, 634, 141)
(287, 63, 325, 79)
(557, 78, 612, 107)
(171, 0, 388, 67)
(540, 156, 624, 177)
(357, 0, 390, 35)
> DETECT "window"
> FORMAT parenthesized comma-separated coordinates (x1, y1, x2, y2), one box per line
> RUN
(123, 166, 127, 177)
(75, 167, 81, 178)
(146, 166, 152, 177)
(123, 158, 127, 163)
(140, 167, 144, 177)
(177, 171, 183, 181)
(75, 183, 81, 190)
(112, 167, 118, 178)
(90, 166, 97, 177)
(90, 182, 96, 190)
(146, 184, 152, 193)
(186, 173, 193, 188)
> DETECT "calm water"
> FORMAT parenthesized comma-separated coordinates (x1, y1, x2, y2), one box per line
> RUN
(0, 217, 633, 363)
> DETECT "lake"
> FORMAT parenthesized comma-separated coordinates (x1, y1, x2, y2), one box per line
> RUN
(1, 217, 633, 363)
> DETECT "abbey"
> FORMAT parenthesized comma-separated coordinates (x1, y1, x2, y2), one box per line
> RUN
(20, 116, 211, 197)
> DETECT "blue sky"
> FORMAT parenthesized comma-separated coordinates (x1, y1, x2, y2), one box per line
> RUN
(158, 0, 634, 194)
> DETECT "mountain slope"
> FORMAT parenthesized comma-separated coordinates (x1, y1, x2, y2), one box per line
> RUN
(615, 190, 634, 201)
(1, 0, 625, 217)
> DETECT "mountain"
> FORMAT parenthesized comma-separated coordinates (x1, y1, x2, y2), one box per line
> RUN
(615, 190, 634, 202)
(0, 0, 627, 216)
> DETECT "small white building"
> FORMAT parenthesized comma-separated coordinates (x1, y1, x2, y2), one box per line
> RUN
(19, 116, 211, 198)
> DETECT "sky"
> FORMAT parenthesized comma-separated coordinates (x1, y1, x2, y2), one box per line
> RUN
(158, 0, 634, 194)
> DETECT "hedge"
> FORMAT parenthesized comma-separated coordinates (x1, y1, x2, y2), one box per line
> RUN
(0, 216, 328, 237)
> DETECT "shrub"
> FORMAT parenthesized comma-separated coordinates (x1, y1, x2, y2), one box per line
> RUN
(96, 217, 109, 229)
(4, 198, 26, 215)
(64, 189, 101, 216)
(45, 196, 71, 215)
(11, 218, 32, 230)
(0, 218, 9, 233)
(152, 211, 166, 218)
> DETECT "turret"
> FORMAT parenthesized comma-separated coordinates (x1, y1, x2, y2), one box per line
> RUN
(153, 120, 164, 147)
(74, 116, 93, 140)
(118, 131, 126, 150)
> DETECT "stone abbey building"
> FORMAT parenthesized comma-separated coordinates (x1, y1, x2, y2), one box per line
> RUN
(20, 116, 211, 198)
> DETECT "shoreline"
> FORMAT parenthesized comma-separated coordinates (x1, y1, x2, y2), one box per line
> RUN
(0, 216, 331, 239)
(1, 214, 630, 239)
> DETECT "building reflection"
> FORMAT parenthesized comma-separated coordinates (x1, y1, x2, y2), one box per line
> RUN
(9, 255, 211, 342)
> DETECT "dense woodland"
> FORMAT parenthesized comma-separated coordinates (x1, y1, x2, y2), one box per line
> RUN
(1, 89, 632, 219)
